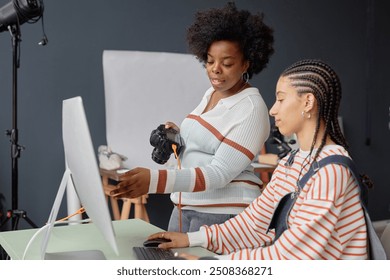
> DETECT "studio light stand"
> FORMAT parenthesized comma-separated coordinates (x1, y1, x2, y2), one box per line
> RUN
(0, 24, 37, 230)
(0, 0, 46, 231)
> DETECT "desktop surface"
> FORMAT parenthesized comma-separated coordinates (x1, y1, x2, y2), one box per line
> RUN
(0, 219, 213, 260)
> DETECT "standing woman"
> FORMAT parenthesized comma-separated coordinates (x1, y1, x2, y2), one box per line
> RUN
(153, 59, 369, 260)
(113, 2, 274, 232)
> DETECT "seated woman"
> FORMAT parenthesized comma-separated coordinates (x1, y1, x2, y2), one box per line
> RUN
(147, 59, 369, 260)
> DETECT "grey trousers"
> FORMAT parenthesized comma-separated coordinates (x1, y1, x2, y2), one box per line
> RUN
(167, 206, 236, 232)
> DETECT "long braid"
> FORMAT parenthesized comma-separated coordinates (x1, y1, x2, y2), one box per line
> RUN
(281, 59, 348, 165)
(319, 61, 347, 149)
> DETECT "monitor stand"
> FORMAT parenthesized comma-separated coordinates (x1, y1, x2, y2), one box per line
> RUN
(44, 250, 106, 260)
(40, 169, 107, 260)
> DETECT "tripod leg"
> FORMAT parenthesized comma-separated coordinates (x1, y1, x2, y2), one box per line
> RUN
(12, 216, 20, 231)
(0, 210, 38, 230)
(23, 215, 38, 228)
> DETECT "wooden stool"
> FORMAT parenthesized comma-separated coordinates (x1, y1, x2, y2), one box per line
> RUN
(100, 168, 149, 222)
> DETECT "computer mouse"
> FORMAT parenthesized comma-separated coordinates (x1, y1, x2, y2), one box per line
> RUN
(143, 237, 171, 248)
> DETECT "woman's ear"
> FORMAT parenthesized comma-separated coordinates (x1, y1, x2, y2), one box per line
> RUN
(243, 60, 250, 72)
(305, 93, 316, 111)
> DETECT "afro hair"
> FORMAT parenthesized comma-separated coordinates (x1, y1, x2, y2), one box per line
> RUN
(187, 2, 274, 78)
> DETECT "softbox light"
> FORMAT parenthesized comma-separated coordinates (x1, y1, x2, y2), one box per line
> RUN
(0, 0, 43, 32)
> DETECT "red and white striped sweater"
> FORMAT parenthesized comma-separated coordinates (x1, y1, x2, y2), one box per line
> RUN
(188, 145, 368, 259)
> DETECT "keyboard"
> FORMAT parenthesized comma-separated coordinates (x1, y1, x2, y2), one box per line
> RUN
(133, 247, 175, 260)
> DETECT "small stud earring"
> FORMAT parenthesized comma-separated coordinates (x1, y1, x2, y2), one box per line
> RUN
(301, 111, 311, 119)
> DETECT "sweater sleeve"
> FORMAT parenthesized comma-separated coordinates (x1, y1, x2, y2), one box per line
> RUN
(186, 182, 276, 254)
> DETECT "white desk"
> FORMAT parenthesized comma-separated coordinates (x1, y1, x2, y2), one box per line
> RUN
(0, 219, 213, 260)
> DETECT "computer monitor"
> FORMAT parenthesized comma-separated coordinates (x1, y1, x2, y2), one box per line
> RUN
(40, 96, 119, 259)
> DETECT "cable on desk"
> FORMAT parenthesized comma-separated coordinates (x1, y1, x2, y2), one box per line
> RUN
(22, 207, 89, 260)
(57, 207, 85, 222)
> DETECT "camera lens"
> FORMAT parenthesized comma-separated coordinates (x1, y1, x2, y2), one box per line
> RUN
(151, 148, 169, 164)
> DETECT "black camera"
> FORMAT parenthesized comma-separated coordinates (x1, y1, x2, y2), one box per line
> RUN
(150, 124, 184, 164)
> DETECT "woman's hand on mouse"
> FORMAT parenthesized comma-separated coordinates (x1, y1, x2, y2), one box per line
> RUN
(148, 231, 189, 249)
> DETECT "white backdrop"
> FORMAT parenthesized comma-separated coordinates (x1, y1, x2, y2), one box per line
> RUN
(102, 50, 210, 169)
(67, 50, 210, 217)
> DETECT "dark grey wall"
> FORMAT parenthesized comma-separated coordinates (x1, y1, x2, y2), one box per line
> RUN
(0, 0, 389, 231)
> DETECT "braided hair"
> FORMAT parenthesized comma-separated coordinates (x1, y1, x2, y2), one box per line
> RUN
(186, 2, 274, 79)
(281, 59, 348, 163)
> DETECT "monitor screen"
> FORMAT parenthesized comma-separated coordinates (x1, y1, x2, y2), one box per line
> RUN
(41, 96, 119, 259)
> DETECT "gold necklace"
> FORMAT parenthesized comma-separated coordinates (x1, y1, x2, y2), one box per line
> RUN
(208, 82, 248, 111)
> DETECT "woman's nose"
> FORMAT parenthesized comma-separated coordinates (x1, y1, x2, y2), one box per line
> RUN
(269, 103, 277, 116)
(212, 64, 221, 74)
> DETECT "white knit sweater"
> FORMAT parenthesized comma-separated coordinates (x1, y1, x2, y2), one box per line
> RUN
(148, 87, 270, 214)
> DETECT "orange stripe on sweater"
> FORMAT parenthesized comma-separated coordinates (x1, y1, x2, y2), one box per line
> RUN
(156, 170, 167, 193)
(233, 217, 255, 248)
(194, 167, 206, 192)
(187, 114, 254, 160)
